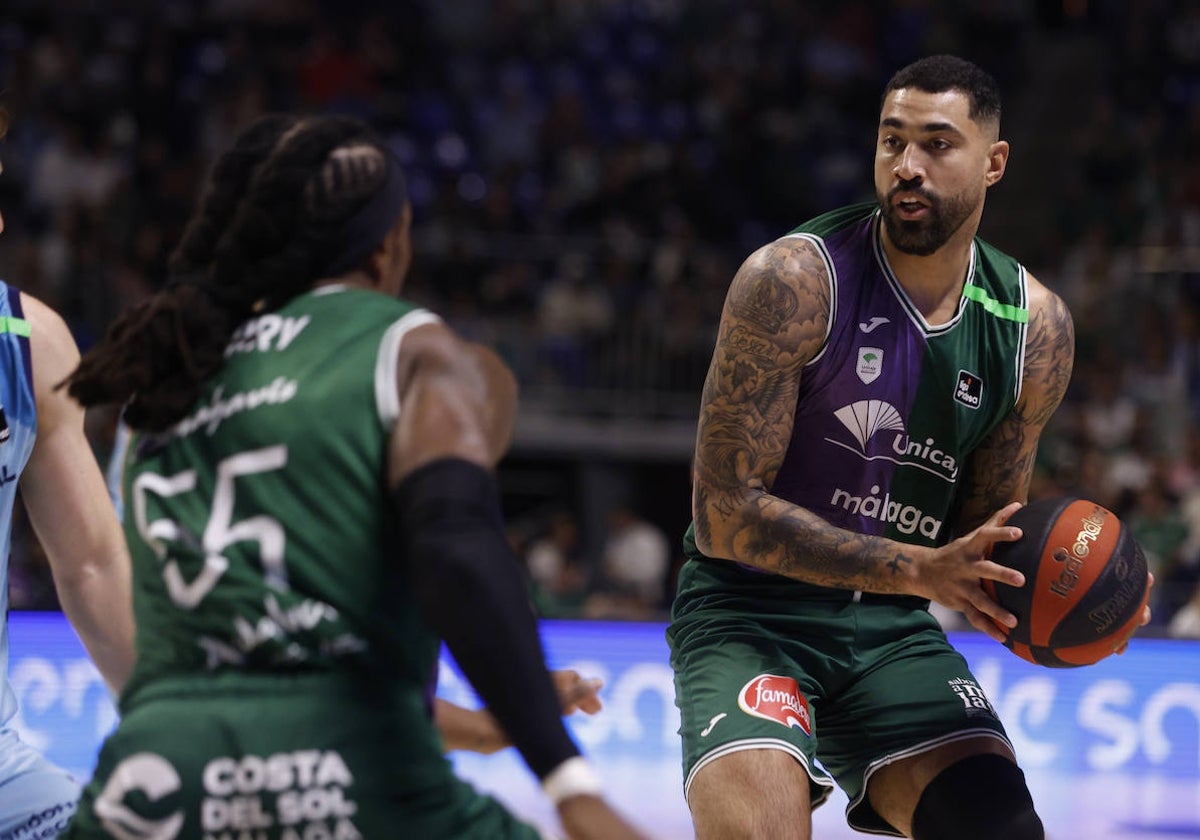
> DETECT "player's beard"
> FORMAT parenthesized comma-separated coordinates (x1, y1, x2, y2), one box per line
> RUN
(878, 185, 978, 256)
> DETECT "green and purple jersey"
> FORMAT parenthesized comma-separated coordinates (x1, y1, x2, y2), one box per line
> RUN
(686, 202, 1028, 558)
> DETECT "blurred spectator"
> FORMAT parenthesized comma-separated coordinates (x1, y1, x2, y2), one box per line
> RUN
(524, 509, 589, 618)
(586, 505, 670, 619)
(1125, 304, 1191, 459)
(1168, 583, 1200, 639)
(1078, 362, 1138, 455)
(0, 1, 1198, 625)
(6, 504, 57, 610)
(537, 251, 614, 388)
(1128, 480, 1192, 626)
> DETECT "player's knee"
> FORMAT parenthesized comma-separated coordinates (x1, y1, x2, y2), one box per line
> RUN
(911, 753, 1043, 840)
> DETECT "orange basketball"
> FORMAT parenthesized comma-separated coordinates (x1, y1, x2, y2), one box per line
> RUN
(982, 497, 1149, 668)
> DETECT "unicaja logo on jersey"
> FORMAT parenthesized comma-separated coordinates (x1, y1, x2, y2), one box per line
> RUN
(827, 400, 959, 483)
(857, 347, 884, 384)
(737, 674, 812, 735)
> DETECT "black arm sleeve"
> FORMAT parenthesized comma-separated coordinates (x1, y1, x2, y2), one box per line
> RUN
(393, 457, 580, 779)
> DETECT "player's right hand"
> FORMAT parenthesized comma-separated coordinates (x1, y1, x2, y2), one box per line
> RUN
(915, 501, 1026, 642)
(557, 795, 652, 840)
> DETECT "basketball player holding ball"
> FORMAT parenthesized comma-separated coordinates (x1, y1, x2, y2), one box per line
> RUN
(669, 55, 1153, 840)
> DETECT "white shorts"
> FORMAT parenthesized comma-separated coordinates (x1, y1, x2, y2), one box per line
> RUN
(0, 728, 79, 840)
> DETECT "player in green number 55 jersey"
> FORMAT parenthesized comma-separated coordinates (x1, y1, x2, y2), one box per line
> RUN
(62, 115, 645, 840)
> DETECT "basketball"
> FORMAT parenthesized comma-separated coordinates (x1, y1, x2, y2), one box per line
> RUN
(982, 497, 1149, 668)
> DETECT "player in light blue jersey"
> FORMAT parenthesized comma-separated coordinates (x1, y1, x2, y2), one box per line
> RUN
(0, 107, 135, 839)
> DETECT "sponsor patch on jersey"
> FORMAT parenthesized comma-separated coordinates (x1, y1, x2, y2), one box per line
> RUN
(830, 484, 944, 539)
(737, 674, 812, 735)
(948, 677, 998, 719)
(859, 316, 890, 333)
(954, 369, 983, 409)
(856, 347, 883, 384)
(96, 753, 185, 840)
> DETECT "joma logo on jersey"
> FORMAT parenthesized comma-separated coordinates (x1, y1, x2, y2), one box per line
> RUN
(954, 370, 983, 409)
(826, 400, 959, 483)
(737, 674, 812, 735)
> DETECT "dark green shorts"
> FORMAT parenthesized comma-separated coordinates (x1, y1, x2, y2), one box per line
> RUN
(64, 671, 544, 840)
(668, 558, 1010, 837)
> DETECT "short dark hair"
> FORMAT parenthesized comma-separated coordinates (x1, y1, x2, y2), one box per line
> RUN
(883, 55, 1001, 127)
(0, 106, 9, 140)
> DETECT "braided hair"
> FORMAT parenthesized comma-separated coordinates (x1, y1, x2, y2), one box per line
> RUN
(65, 113, 403, 431)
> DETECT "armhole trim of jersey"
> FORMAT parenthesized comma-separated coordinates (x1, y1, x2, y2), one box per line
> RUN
(1013, 264, 1029, 404)
(6, 287, 34, 397)
(781, 232, 837, 366)
(107, 420, 133, 522)
(375, 309, 443, 428)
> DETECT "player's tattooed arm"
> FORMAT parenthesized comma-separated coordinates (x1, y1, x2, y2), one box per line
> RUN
(954, 274, 1075, 535)
(691, 236, 923, 593)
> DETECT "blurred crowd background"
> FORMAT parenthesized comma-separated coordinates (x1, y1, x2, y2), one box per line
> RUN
(2, 0, 1200, 637)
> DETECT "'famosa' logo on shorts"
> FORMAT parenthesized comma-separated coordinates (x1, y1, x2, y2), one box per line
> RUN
(737, 674, 812, 735)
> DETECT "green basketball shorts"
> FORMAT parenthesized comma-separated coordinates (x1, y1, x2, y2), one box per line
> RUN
(63, 671, 546, 840)
(668, 558, 1011, 837)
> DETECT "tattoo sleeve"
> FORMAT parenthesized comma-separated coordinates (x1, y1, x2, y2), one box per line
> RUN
(954, 282, 1075, 534)
(691, 237, 924, 593)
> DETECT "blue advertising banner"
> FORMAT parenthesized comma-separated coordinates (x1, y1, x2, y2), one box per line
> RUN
(9, 613, 1200, 838)
(443, 619, 1200, 777)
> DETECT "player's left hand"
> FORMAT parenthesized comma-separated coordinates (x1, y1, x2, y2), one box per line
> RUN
(1114, 572, 1154, 655)
(553, 669, 604, 716)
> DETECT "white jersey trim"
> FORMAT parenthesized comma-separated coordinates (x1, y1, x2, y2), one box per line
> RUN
(847, 728, 1014, 833)
(375, 309, 442, 428)
(872, 214, 976, 336)
(1013, 263, 1029, 403)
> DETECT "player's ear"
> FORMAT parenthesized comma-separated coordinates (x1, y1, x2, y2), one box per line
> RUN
(985, 140, 1009, 187)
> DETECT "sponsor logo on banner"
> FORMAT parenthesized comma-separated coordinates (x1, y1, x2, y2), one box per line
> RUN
(737, 674, 812, 735)
(856, 347, 884, 384)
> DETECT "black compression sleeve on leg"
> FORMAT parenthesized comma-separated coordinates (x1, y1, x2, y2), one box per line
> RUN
(911, 753, 1044, 840)
(394, 457, 580, 779)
